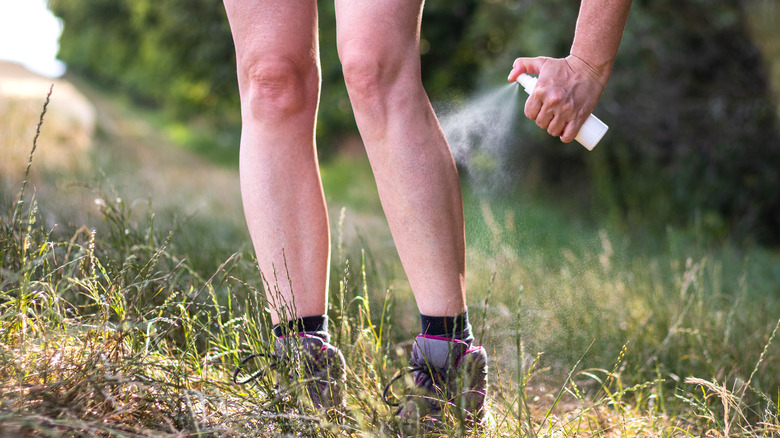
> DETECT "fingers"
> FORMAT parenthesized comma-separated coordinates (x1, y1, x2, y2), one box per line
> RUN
(511, 55, 605, 144)
(523, 88, 542, 121)
(525, 82, 571, 137)
(515, 57, 569, 135)
(536, 111, 568, 139)
(546, 115, 567, 138)
(560, 121, 581, 143)
(507, 56, 547, 82)
(557, 112, 591, 143)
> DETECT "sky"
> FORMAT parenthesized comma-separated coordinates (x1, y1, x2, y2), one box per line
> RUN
(0, 0, 66, 78)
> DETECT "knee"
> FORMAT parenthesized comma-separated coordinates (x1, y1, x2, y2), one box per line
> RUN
(340, 41, 402, 105)
(239, 56, 318, 120)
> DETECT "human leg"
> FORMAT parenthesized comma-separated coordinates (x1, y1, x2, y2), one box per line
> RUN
(223, 0, 329, 324)
(224, 0, 345, 410)
(334, 0, 466, 318)
(334, 0, 486, 422)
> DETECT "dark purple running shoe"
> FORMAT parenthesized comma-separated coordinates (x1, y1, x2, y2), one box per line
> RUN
(383, 334, 488, 424)
(235, 334, 346, 411)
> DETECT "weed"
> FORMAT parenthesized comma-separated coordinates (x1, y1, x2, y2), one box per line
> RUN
(1, 91, 779, 437)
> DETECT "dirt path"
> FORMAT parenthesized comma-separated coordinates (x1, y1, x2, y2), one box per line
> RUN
(72, 76, 245, 227)
(3, 62, 389, 248)
(2, 63, 398, 293)
(1, 61, 94, 185)
(1, 61, 245, 232)
(70, 77, 390, 250)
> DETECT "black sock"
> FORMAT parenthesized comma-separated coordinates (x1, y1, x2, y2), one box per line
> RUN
(273, 315, 330, 342)
(419, 309, 473, 342)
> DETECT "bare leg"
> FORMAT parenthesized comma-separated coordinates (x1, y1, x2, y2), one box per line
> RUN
(335, 0, 466, 317)
(223, 1, 328, 324)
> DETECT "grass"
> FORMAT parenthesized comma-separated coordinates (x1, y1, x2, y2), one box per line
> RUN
(2, 91, 780, 437)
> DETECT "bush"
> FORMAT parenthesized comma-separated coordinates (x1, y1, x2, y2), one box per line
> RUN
(456, 0, 780, 244)
(50, 0, 780, 244)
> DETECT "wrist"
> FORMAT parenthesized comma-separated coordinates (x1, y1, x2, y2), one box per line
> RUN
(566, 52, 613, 88)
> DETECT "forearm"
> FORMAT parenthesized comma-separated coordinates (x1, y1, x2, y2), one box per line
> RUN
(570, 0, 632, 84)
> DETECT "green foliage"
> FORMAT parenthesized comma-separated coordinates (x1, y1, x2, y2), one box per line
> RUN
(463, 0, 780, 245)
(3, 158, 780, 436)
(596, 0, 780, 245)
(50, 0, 239, 124)
(49, 0, 780, 244)
(462, 186, 780, 434)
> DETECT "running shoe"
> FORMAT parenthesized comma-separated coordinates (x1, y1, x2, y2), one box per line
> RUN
(383, 334, 488, 424)
(235, 334, 346, 411)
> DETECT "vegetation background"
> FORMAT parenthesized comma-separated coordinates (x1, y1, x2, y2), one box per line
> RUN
(48, 0, 780, 243)
(1, 0, 779, 436)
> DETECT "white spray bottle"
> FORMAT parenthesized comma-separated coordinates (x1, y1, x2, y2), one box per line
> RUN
(516, 73, 608, 150)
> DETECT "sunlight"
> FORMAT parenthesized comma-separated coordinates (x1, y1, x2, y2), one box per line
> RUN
(0, 0, 65, 78)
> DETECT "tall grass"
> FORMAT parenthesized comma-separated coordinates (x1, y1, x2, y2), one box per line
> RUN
(463, 191, 780, 435)
(1, 93, 779, 436)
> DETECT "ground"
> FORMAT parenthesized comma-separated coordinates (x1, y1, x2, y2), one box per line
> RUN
(1, 60, 244, 234)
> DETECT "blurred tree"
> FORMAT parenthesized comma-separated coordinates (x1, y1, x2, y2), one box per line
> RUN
(420, 0, 479, 99)
(454, 0, 780, 244)
(50, 0, 239, 125)
(596, 0, 780, 244)
(50, 0, 780, 244)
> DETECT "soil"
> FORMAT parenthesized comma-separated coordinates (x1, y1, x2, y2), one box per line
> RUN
(0, 61, 244, 233)
(0, 61, 393, 272)
(0, 60, 95, 183)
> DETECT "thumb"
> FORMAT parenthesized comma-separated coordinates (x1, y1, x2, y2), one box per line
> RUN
(507, 56, 547, 82)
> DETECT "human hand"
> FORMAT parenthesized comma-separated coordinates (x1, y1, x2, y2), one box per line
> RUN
(507, 55, 608, 143)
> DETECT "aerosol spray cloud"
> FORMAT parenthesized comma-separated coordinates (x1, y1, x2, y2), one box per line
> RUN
(439, 84, 522, 193)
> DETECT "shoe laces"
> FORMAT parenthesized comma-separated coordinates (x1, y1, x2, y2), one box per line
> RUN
(233, 352, 275, 385)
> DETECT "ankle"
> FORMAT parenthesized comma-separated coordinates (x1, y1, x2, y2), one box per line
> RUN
(273, 315, 330, 343)
(419, 309, 473, 342)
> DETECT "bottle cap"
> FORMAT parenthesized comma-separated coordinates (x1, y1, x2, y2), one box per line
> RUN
(573, 115, 608, 150)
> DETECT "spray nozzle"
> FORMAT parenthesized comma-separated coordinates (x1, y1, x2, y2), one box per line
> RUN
(516, 73, 538, 95)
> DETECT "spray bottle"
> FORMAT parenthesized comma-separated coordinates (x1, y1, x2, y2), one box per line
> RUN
(516, 73, 608, 150)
